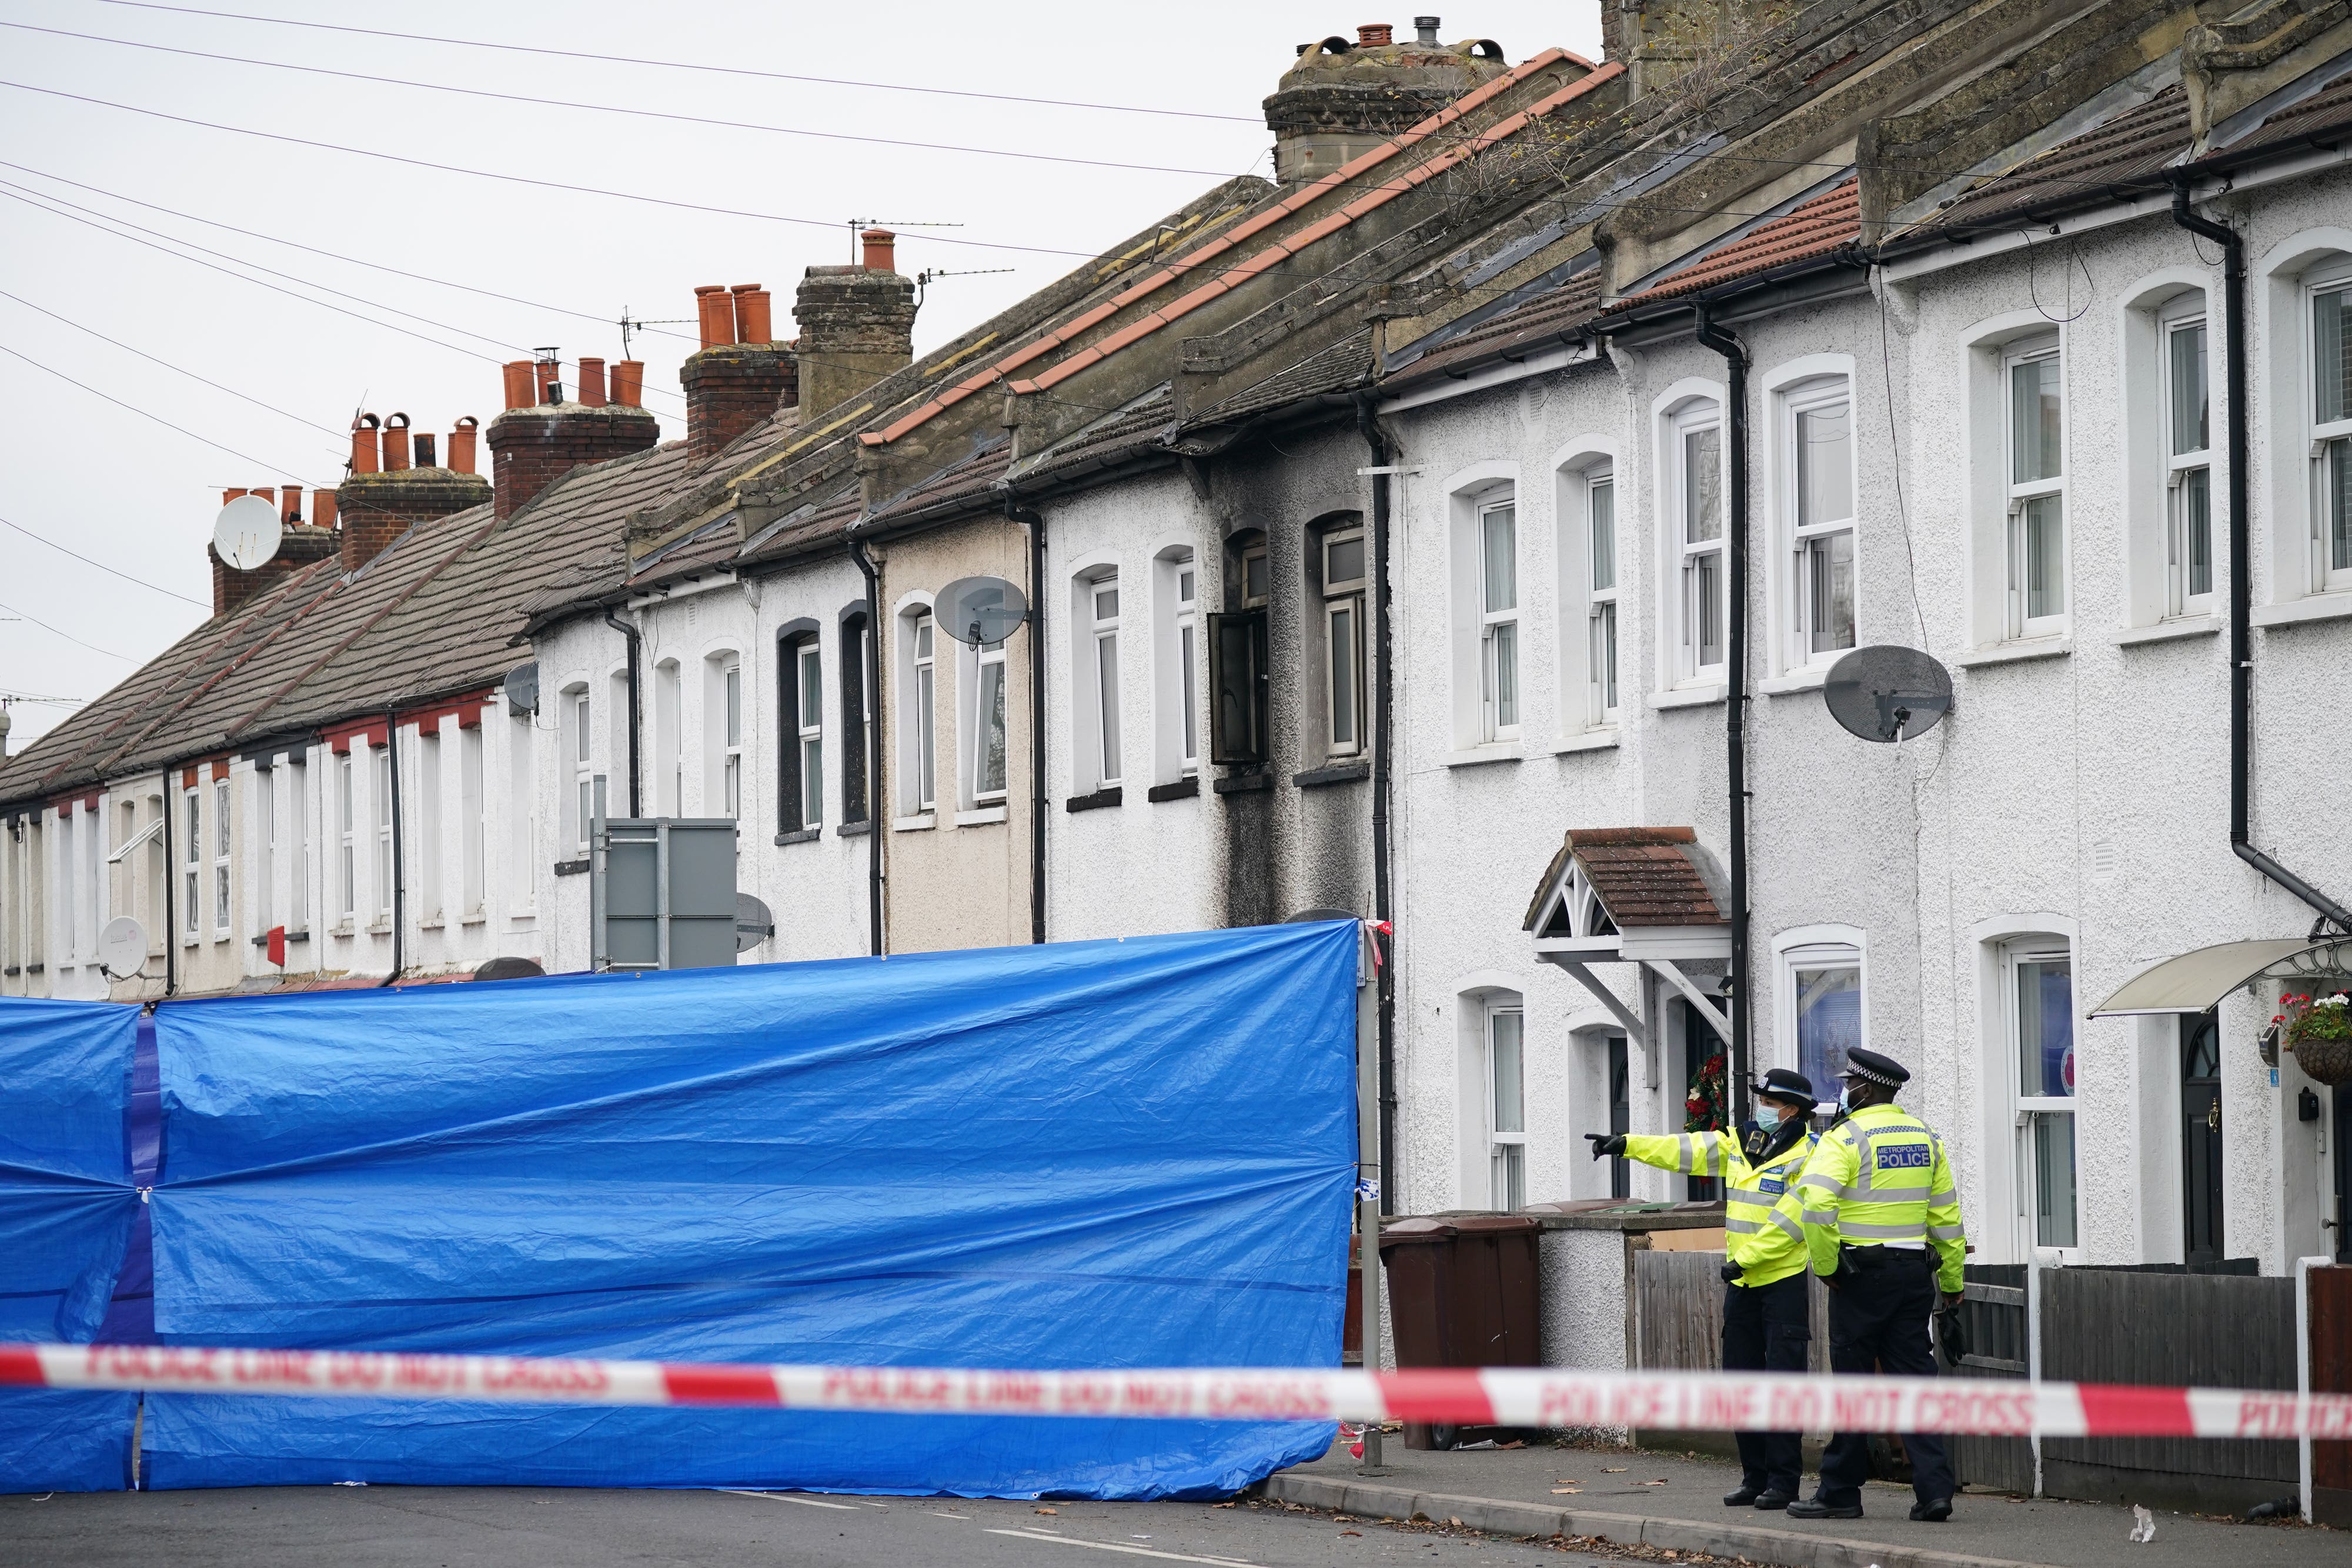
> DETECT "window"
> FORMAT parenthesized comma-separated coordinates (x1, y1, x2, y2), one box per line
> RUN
(213, 777, 232, 934)
(1208, 531, 1270, 767)
(336, 756, 355, 921)
(1154, 550, 1200, 782)
(1787, 384, 1856, 661)
(2007, 941, 2078, 1251)
(417, 730, 442, 922)
(183, 787, 201, 937)
(1087, 572, 1122, 787)
(460, 724, 484, 915)
(1588, 471, 1620, 723)
(506, 713, 535, 910)
(58, 808, 76, 957)
(1488, 1004, 1526, 1210)
(1322, 526, 1367, 755)
(904, 610, 937, 814)
(970, 636, 1009, 806)
(840, 611, 871, 824)
(1782, 942, 1860, 1111)
(780, 631, 820, 832)
(724, 660, 743, 818)
(1476, 503, 1518, 740)
(566, 687, 593, 851)
(1175, 559, 1198, 773)
(2164, 312, 2213, 616)
(256, 765, 275, 936)
(2004, 339, 2066, 637)
(373, 745, 392, 921)
(653, 658, 682, 816)
(1671, 402, 1726, 681)
(2310, 278, 2352, 593)
(286, 759, 307, 932)
(796, 641, 823, 828)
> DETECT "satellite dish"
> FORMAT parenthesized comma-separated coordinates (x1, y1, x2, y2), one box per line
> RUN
(502, 660, 540, 716)
(212, 493, 283, 571)
(934, 575, 1028, 647)
(735, 892, 775, 954)
(96, 917, 147, 979)
(1823, 645, 1953, 743)
(473, 956, 546, 982)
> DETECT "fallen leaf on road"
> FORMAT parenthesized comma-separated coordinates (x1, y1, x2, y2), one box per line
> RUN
(1551, 1487, 1581, 1495)
(1639, 1479, 1668, 1486)
(1339, 1529, 1362, 1537)
(1498, 1439, 1525, 1449)
(1211, 1501, 1237, 1509)
(1555, 1478, 1579, 1484)
(1034, 1506, 1058, 1514)
(1603, 1466, 1627, 1473)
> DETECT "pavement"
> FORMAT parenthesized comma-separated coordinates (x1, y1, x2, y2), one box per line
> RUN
(1277, 1435, 2344, 1568)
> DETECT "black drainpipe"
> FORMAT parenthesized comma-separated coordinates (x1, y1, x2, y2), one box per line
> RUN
(1692, 306, 1755, 1123)
(377, 711, 406, 987)
(1354, 392, 1397, 1215)
(1003, 494, 1048, 945)
(2170, 179, 2352, 934)
(159, 772, 177, 997)
(600, 609, 643, 818)
(847, 534, 887, 956)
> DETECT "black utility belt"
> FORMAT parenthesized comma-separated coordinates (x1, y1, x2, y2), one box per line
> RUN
(1839, 1242, 1929, 1270)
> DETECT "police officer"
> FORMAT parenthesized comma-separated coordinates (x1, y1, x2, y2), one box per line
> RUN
(1586, 1066, 1820, 1510)
(1776, 1047, 1965, 1524)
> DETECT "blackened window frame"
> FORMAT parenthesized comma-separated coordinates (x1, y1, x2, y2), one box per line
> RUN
(774, 618, 821, 835)
(837, 603, 872, 827)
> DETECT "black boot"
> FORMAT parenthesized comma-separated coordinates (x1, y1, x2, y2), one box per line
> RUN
(1722, 1485, 1762, 1506)
(1910, 1496, 1954, 1523)
(1752, 1489, 1795, 1511)
(1786, 1494, 1864, 1520)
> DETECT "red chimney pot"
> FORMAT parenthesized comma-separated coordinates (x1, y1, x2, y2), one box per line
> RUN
(576, 357, 607, 408)
(280, 484, 303, 523)
(1358, 22, 1394, 45)
(860, 229, 897, 273)
(381, 412, 412, 472)
(611, 361, 645, 407)
(694, 284, 736, 349)
(500, 360, 534, 410)
(349, 414, 381, 475)
(449, 416, 480, 474)
(731, 283, 773, 345)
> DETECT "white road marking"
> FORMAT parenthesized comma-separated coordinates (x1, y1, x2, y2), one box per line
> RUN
(984, 1528, 1265, 1566)
(928, 1510, 971, 1519)
(718, 1489, 858, 1510)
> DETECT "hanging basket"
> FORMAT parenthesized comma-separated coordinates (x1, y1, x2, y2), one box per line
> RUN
(2284, 987, 2352, 1087)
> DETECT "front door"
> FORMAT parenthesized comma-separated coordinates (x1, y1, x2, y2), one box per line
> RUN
(1679, 999, 1726, 1202)
(1608, 1035, 1630, 1201)
(2180, 1012, 2224, 1265)
(2336, 1082, 2351, 1265)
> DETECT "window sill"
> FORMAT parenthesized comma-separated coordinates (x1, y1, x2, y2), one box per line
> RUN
(892, 813, 937, 833)
(837, 820, 872, 837)
(2114, 616, 2220, 646)
(1065, 787, 1123, 813)
(957, 805, 1008, 827)
(1952, 636, 2072, 668)
(1147, 777, 1200, 803)
(1648, 684, 1726, 710)
(1442, 744, 1520, 769)
(460, 914, 486, 927)
(1757, 667, 1829, 696)
(1294, 761, 1370, 787)
(553, 858, 590, 877)
(1552, 728, 1621, 755)
(774, 827, 823, 846)
(1213, 770, 1274, 795)
(366, 921, 392, 936)
(508, 912, 536, 927)
(419, 920, 446, 932)
(2250, 592, 2352, 628)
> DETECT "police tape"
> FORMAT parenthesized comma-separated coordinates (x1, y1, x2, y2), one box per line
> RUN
(5, 1343, 2351, 1439)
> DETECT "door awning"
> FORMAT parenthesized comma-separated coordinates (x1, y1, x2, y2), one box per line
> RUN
(1524, 826, 1729, 961)
(2089, 938, 2352, 1017)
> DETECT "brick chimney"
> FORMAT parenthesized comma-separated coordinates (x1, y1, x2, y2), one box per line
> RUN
(1264, 21, 1510, 182)
(336, 406, 494, 569)
(793, 231, 916, 417)
(680, 281, 797, 462)
(209, 484, 342, 616)
(485, 353, 660, 520)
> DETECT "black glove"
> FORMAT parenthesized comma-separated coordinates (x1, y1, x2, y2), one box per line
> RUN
(1935, 1305, 1970, 1368)
(1719, 1259, 1743, 1283)
(1585, 1132, 1626, 1160)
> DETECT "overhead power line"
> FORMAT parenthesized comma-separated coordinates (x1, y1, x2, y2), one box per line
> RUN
(2, 22, 1240, 181)
(0, 513, 210, 609)
(0, 591, 135, 661)
(88, 0, 1261, 123)
(0, 340, 322, 486)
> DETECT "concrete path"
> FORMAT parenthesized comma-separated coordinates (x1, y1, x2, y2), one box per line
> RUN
(1277, 1436, 2341, 1568)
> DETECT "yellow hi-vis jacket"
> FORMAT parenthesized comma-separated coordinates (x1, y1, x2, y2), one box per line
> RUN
(1621, 1127, 1818, 1287)
(1775, 1101, 1966, 1293)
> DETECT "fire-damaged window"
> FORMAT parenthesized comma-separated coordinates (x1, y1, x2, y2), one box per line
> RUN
(838, 609, 871, 826)
(1208, 529, 1269, 767)
(777, 623, 821, 834)
(1314, 517, 1369, 758)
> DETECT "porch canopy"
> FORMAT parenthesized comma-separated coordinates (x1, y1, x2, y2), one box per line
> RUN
(2089, 937, 2352, 1017)
(1523, 826, 1728, 1048)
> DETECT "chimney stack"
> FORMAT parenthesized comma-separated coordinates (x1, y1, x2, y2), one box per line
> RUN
(1264, 19, 1510, 182)
(680, 280, 796, 462)
(211, 482, 340, 616)
(792, 231, 916, 419)
(485, 356, 660, 520)
(336, 404, 493, 569)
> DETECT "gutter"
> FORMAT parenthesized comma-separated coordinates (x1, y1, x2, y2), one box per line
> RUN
(846, 533, 886, 956)
(2170, 178, 2352, 935)
(1001, 493, 1050, 945)
(600, 610, 643, 818)
(1352, 393, 1398, 1216)
(1690, 308, 1754, 1124)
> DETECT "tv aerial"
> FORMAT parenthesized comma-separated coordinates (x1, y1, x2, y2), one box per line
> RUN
(212, 493, 283, 571)
(1823, 645, 1953, 743)
(96, 916, 148, 981)
(934, 576, 1029, 647)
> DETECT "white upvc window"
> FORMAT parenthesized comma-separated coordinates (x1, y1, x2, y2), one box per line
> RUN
(1779, 940, 1862, 1112)
(2163, 309, 2214, 617)
(286, 757, 307, 932)
(211, 777, 230, 935)
(2004, 939, 2079, 1253)
(460, 724, 485, 916)
(56, 808, 76, 959)
(1487, 1003, 1527, 1211)
(1478, 499, 1519, 740)
(910, 611, 937, 814)
(653, 658, 682, 817)
(1671, 403, 1726, 681)
(720, 657, 743, 819)
(417, 730, 443, 924)
(2308, 275, 2352, 593)
(2004, 338, 2067, 637)
(1322, 527, 1367, 755)
(182, 787, 201, 938)
(970, 636, 1009, 806)
(256, 765, 275, 936)
(795, 641, 823, 829)
(567, 688, 593, 851)
(1587, 471, 1620, 724)
(1174, 557, 1198, 774)
(1787, 382, 1856, 662)
(336, 756, 355, 922)
(372, 746, 392, 921)
(1086, 571, 1123, 787)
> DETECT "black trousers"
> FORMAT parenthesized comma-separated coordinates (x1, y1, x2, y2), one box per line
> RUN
(1721, 1270, 1810, 1494)
(1817, 1245, 1955, 1507)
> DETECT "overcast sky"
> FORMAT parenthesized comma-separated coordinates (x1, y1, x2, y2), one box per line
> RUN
(0, 1, 1602, 747)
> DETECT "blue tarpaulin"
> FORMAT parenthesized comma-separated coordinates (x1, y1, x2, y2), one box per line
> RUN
(2, 921, 1358, 1495)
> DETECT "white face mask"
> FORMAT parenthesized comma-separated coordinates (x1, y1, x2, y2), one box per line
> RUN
(1836, 1085, 1853, 1115)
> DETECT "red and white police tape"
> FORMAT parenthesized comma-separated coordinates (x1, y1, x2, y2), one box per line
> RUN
(5, 1343, 2351, 1440)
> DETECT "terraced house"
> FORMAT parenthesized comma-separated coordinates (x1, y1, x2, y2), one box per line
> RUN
(5, 1, 2351, 1289)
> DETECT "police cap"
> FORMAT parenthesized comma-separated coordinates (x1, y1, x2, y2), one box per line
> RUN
(1752, 1066, 1817, 1109)
(1842, 1047, 1910, 1087)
